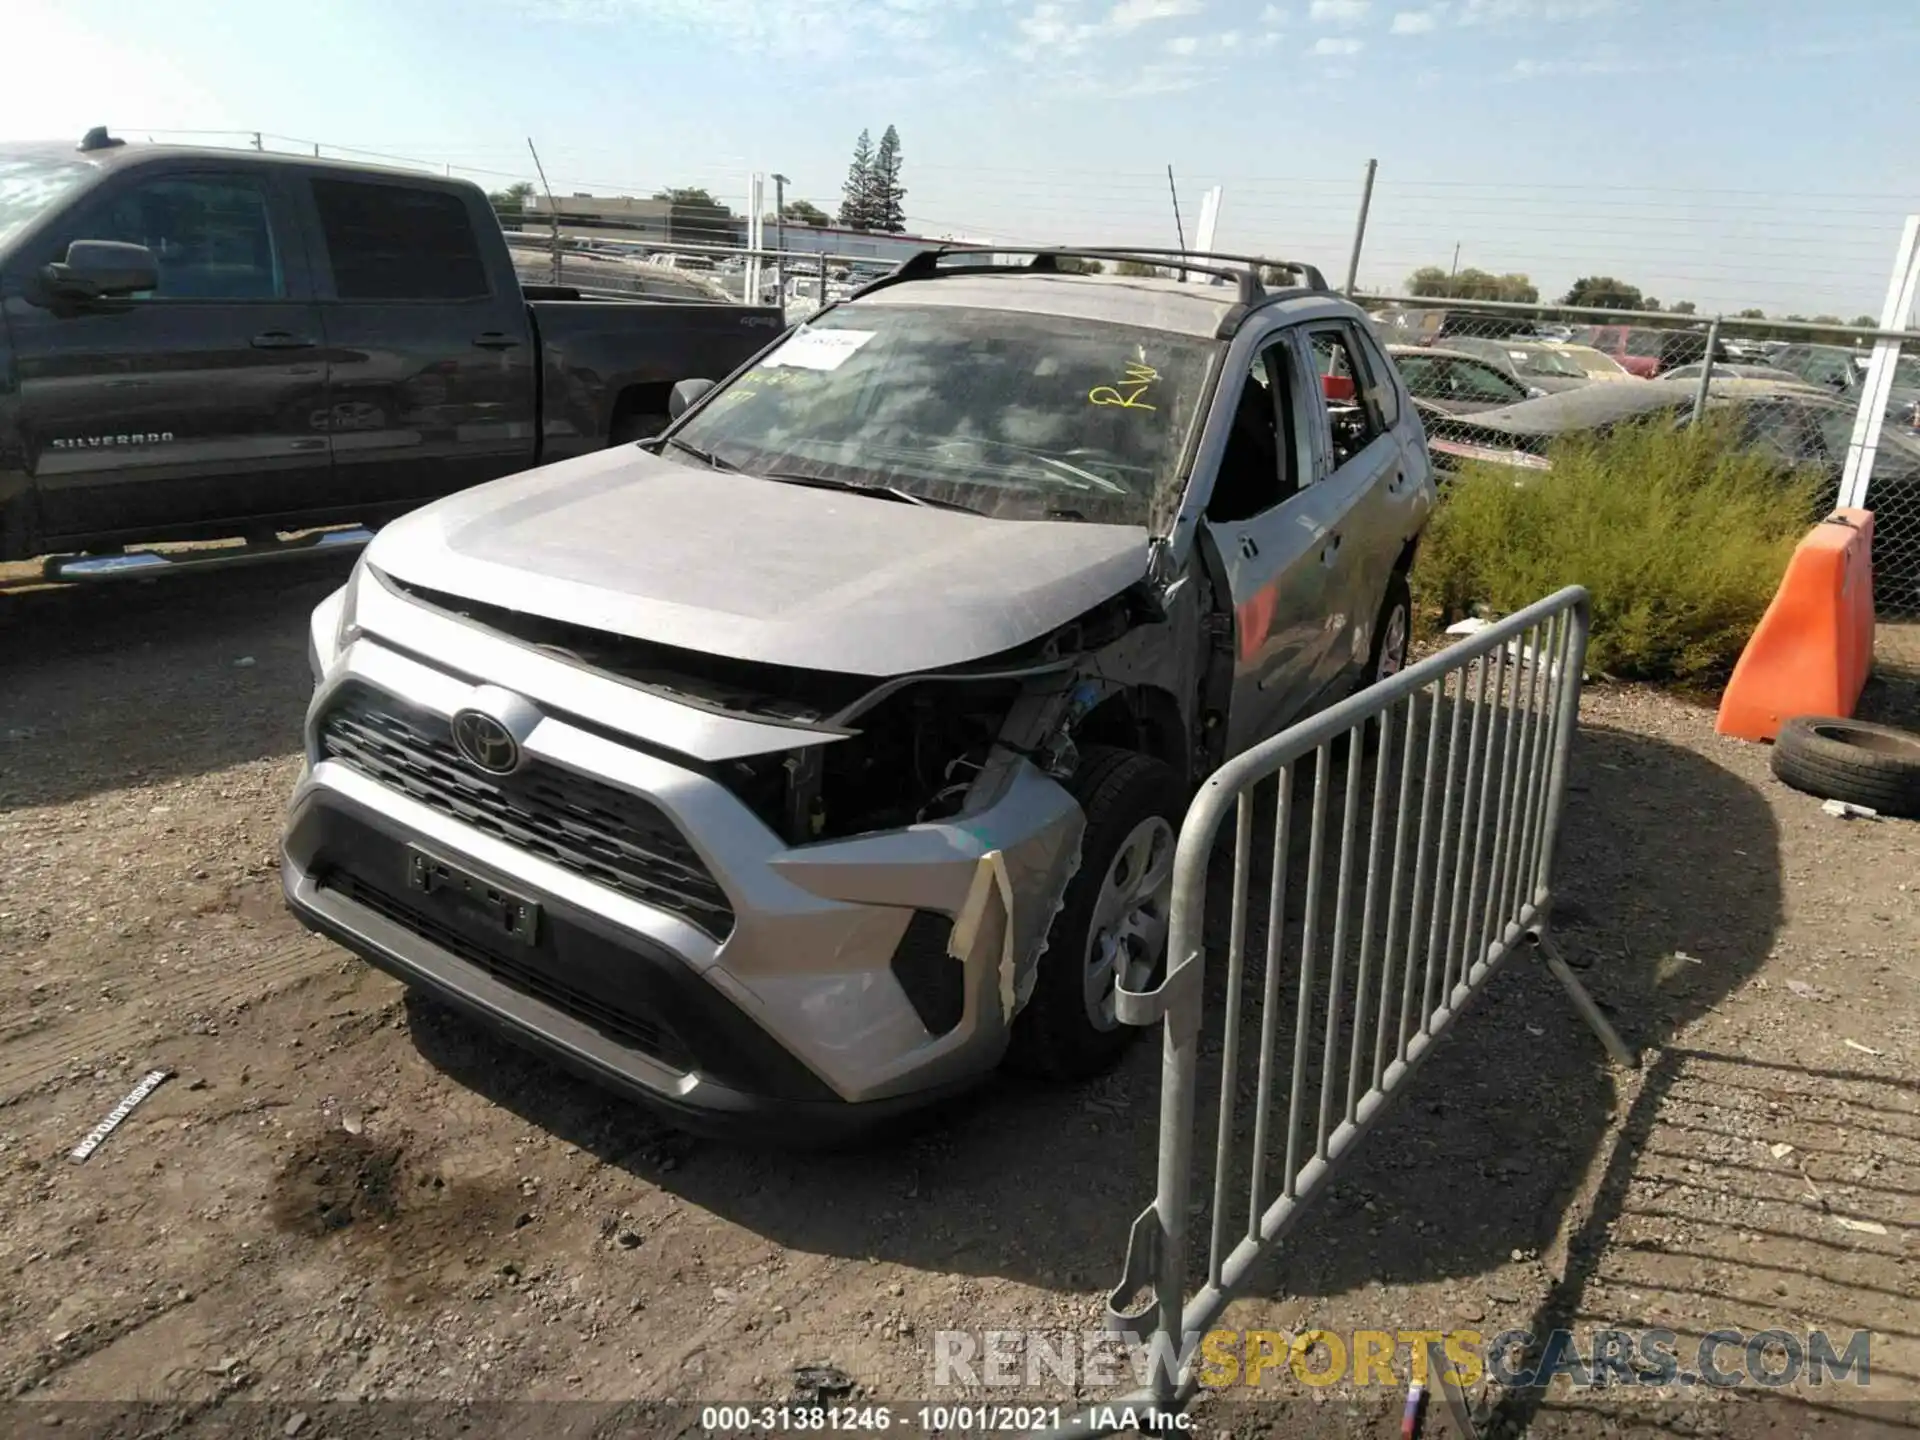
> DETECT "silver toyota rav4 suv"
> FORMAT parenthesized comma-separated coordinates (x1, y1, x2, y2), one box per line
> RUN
(283, 247, 1434, 1141)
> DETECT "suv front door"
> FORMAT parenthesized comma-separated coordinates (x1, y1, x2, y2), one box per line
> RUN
(9, 165, 330, 546)
(1195, 329, 1343, 753)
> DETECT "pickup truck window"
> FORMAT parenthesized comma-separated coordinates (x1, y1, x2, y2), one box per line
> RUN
(0, 156, 95, 246)
(311, 179, 490, 301)
(68, 176, 286, 299)
(668, 303, 1213, 527)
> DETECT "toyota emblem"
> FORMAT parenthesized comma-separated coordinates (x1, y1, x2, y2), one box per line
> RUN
(451, 708, 523, 775)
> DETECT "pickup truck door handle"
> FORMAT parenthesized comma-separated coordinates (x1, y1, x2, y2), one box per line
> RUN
(1320, 534, 1343, 566)
(250, 330, 316, 350)
(473, 331, 522, 350)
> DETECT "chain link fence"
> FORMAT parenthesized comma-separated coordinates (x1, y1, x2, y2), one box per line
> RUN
(1356, 297, 1920, 677)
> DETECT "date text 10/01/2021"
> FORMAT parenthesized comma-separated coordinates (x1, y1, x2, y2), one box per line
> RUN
(700, 1404, 1190, 1433)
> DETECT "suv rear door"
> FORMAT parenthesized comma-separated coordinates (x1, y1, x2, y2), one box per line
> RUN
(10, 162, 331, 545)
(293, 172, 536, 513)
(1300, 319, 1411, 694)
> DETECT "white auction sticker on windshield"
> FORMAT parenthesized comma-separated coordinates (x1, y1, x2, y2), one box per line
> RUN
(764, 328, 876, 371)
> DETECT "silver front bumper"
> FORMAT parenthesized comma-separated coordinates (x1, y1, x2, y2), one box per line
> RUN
(286, 578, 1085, 1112)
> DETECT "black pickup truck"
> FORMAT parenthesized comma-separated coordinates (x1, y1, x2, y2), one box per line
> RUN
(0, 133, 785, 563)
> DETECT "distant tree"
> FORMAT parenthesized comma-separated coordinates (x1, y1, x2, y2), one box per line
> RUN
(1561, 276, 1644, 310)
(839, 129, 877, 230)
(872, 124, 907, 234)
(1784, 314, 1808, 323)
(781, 199, 830, 227)
(1810, 314, 1843, 326)
(488, 181, 536, 231)
(1114, 259, 1162, 277)
(652, 187, 737, 246)
(1667, 300, 1697, 315)
(1055, 257, 1105, 274)
(1850, 314, 1877, 328)
(1406, 264, 1538, 304)
(1737, 308, 1765, 320)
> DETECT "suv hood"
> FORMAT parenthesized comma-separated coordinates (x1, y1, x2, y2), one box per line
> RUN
(367, 444, 1153, 678)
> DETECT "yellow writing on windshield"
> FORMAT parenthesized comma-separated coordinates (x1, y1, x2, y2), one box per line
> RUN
(1089, 362, 1159, 411)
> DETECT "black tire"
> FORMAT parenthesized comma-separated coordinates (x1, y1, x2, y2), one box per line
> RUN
(1771, 715, 1920, 819)
(1004, 746, 1184, 1080)
(1356, 569, 1413, 695)
(610, 410, 669, 445)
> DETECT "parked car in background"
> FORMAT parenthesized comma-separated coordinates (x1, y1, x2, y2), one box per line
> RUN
(1572, 324, 1725, 378)
(1439, 336, 1599, 394)
(1663, 362, 1805, 385)
(1770, 343, 1920, 435)
(1370, 306, 1537, 347)
(1386, 344, 1532, 413)
(1538, 342, 1636, 382)
(283, 248, 1435, 1139)
(0, 133, 785, 565)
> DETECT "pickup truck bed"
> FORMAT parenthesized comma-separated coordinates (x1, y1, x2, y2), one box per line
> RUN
(0, 137, 784, 561)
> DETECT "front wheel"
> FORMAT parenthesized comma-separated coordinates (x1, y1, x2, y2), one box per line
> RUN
(1005, 747, 1183, 1080)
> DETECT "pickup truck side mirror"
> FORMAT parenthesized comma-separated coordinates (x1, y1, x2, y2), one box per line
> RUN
(42, 240, 160, 300)
(668, 378, 715, 419)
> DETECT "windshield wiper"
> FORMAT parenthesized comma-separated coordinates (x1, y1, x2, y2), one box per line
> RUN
(755, 472, 981, 513)
(659, 435, 737, 471)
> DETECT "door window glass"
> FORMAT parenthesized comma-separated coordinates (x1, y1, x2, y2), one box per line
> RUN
(70, 176, 284, 299)
(311, 179, 490, 301)
(1307, 327, 1384, 469)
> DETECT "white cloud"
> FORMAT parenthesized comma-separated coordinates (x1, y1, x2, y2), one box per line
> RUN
(522, 0, 966, 61)
(1457, 0, 1618, 22)
(1260, 1, 1287, 19)
(1105, 0, 1202, 31)
(1509, 49, 1638, 74)
(1309, 0, 1370, 23)
(1167, 27, 1240, 53)
(1312, 33, 1363, 52)
(1254, 27, 1283, 46)
(1389, 6, 1442, 33)
(1167, 32, 1199, 52)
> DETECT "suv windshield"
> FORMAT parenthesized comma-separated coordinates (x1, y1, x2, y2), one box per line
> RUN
(0, 155, 95, 247)
(668, 302, 1214, 528)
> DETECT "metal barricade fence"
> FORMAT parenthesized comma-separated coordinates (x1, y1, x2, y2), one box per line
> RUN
(1053, 586, 1631, 1434)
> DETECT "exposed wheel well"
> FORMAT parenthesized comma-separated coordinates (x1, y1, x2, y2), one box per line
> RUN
(1076, 686, 1191, 785)
(1394, 534, 1420, 576)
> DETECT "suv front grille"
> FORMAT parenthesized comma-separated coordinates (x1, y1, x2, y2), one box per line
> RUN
(316, 683, 734, 940)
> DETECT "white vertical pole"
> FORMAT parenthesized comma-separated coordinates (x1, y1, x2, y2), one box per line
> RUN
(1840, 214, 1920, 511)
(746, 173, 766, 305)
(1193, 186, 1223, 279)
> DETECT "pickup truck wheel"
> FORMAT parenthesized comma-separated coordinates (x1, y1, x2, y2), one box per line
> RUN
(1005, 746, 1182, 1080)
(610, 411, 669, 444)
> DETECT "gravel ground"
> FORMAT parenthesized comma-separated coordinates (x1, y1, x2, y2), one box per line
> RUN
(0, 563, 1915, 1439)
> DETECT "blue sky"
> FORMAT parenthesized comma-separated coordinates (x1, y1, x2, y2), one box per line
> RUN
(5, 0, 1916, 317)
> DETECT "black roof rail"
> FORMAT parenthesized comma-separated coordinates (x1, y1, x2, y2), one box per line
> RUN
(843, 245, 1330, 308)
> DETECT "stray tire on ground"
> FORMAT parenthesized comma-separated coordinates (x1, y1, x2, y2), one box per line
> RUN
(1771, 715, 1920, 819)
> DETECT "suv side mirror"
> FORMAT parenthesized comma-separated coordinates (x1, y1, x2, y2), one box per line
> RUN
(42, 240, 159, 300)
(668, 378, 715, 419)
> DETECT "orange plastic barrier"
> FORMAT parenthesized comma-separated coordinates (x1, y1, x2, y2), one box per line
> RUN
(1715, 509, 1875, 742)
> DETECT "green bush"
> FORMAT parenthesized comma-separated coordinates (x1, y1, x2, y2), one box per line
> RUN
(1410, 415, 1826, 687)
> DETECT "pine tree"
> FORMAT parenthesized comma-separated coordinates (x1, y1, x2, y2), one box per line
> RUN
(873, 125, 907, 234)
(839, 129, 876, 230)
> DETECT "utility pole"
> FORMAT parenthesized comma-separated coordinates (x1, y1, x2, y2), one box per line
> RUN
(1450, 242, 1460, 278)
(1342, 157, 1377, 296)
(773, 173, 790, 306)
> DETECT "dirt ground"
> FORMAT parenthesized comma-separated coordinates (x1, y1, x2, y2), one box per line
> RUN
(0, 562, 1915, 1439)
